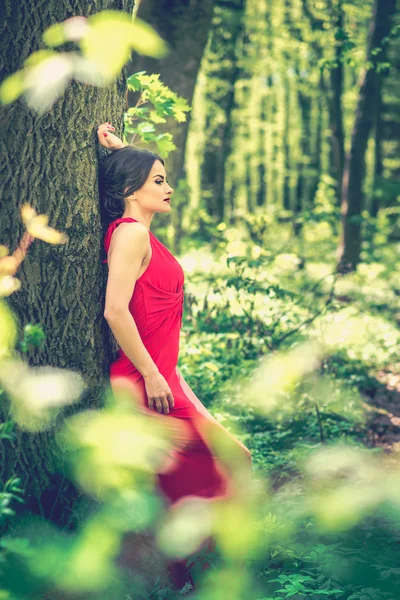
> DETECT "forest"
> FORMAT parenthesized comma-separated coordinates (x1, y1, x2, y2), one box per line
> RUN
(0, 0, 399, 598)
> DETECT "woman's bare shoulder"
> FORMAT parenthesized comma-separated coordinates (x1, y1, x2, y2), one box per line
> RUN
(109, 221, 150, 257)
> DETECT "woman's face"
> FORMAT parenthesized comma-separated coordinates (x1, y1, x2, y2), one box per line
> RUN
(133, 160, 173, 213)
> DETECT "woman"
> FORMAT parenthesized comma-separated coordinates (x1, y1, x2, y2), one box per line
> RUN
(97, 122, 251, 506)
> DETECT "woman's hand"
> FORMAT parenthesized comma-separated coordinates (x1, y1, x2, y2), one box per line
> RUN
(97, 122, 126, 150)
(143, 371, 175, 415)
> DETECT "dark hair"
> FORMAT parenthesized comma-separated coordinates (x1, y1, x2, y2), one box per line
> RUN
(99, 146, 164, 224)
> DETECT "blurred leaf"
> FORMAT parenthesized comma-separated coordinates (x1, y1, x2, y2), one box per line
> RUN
(0, 70, 25, 104)
(81, 12, 167, 81)
(43, 16, 89, 47)
(21, 204, 68, 244)
(0, 359, 85, 431)
(0, 301, 16, 357)
(24, 53, 74, 112)
(0, 276, 21, 297)
(130, 17, 169, 58)
(157, 497, 213, 557)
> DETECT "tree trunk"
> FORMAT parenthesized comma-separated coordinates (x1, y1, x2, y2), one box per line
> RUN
(327, 0, 345, 206)
(128, 0, 215, 198)
(200, 2, 245, 221)
(308, 71, 324, 206)
(256, 87, 268, 208)
(296, 85, 312, 214)
(370, 76, 383, 218)
(0, 0, 134, 526)
(282, 74, 291, 211)
(337, 0, 396, 272)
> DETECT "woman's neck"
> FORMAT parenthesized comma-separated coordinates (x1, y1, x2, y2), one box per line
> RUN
(122, 207, 153, 231)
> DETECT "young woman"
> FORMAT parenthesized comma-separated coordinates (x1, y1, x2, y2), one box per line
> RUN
(97, 122, 251, 507)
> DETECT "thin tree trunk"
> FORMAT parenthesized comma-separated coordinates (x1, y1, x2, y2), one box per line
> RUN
(0, 0, 134, 527)
(201, 2, 245, 221)
(282, 74, 291, 211)
(256, 87, 268, 207)
(370, 60, 384, 217)
(245, 146, 253, 213)
(296, 86, 312, 214)
(328, 0, 345, 206)
(337, 0, 396, 272)
(309, 72, 324, 206)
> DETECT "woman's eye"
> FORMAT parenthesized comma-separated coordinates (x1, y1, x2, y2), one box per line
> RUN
(155, 180, 163, 184)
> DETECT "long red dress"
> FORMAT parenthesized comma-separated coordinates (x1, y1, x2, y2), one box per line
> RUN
(104, 217, 251, 505)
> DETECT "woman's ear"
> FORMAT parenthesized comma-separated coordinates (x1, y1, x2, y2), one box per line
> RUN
(123, 187, 135, 200)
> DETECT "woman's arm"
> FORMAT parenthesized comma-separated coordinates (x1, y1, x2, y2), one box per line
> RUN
(104, 223, 174, 414)
(97, 122, 127, 151)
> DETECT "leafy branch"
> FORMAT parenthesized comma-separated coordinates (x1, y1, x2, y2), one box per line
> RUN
(125, 71, 191, 157)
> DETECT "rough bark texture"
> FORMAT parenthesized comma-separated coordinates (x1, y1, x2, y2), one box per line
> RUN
(0, 0, 134, 526)
(337, 0, 396, 272)
(127, 0, 215, 194)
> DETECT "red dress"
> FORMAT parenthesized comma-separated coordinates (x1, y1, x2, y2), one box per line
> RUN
(104, 217, 251, 505)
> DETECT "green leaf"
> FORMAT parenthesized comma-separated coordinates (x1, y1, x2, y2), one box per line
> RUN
(149, 110, 166, 124)
(172, 96, 191, 122)
(127, 70, 147, 91)
(43, 22, 67, 47)
(155, 133, 176, 157)
(137, 121, 156, 134)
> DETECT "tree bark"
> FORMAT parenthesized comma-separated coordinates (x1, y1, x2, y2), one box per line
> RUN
(127, 0, 215, 197)
(337, 0, 396, 272)
(308, 71, 324, 206)
(256, 88, 268, 208)
(295, 83, 313, 214)
(327, 0, 345, 206)
(282, 73, 291, 211)
(0, 0, 134, 526)
(371, 76, 383, 218)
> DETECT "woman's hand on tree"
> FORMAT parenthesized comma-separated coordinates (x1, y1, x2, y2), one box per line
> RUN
(97, 123, 126, 150)
(143, 371, 175, 415)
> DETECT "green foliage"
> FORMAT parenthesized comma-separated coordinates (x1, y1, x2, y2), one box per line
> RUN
(0, 12, 167, 112)
(1, 217, 400, 599)
(0, 477, 24, 521)
(125, 72, 190, 156)
(19, 324, 45, 354)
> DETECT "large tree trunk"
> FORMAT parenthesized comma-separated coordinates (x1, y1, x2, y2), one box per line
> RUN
(337, 0, 396, 272)
(128, 0, 215, 197)
(0, 0, 134, 526)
